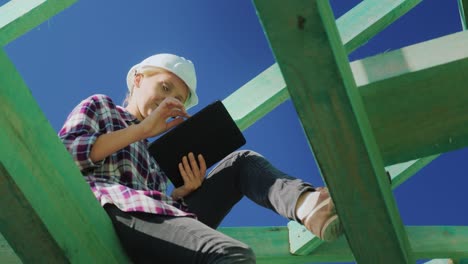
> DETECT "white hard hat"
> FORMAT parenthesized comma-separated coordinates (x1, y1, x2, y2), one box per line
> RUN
(126, 53, 198, 109)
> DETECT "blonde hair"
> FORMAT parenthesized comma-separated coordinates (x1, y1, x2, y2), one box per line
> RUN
(123, 68, 165, 106)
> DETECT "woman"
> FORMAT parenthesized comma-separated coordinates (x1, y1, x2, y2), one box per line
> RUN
(59, 53, 343, 263)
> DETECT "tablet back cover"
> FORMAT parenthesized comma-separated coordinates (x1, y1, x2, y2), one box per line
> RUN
(148, 100, 246, 187)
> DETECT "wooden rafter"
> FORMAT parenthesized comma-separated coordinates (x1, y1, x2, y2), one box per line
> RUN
(0, 0, 77, 46)
(337, 0, 421, 53)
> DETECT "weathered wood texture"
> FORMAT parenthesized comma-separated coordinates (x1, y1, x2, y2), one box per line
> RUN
(337, 0, 421, 53)
(0, 50, 129, 263)
(0, 0, 76, 46)
(254, 0, 413, 263)
(220, 226, 468, 263)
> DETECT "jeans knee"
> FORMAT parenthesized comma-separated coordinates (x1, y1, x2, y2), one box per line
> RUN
(214, 150, 264, 170)
(232, 149, 263, 160)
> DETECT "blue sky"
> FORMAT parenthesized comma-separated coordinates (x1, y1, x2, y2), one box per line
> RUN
(4, 0, 466, 262)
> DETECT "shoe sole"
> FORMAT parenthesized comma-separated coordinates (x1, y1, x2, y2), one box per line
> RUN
(306, 197, 342, 242)
(320, 214, 342, 242)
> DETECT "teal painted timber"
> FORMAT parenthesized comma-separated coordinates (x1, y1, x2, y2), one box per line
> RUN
(220, 226, 468, 263)
(338, 0, 421, 53)
(288, 221, 323, 256)
(0, 233, 21, 264)
(386, 155, 439, 188)
(0, 163, 67, 263)
(459, 0, 467, 30)
(356, 30, 468, 165)
(254, 0, 413, 263)
(223, 64, 287, 131)
(0, 50, 129, 262)
(425, 259, 452, 264)
(0, 0, 76, 46)
(430, 260, 468, 264)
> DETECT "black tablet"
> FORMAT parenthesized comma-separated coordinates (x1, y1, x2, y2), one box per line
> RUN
(148, 100, 246, 187)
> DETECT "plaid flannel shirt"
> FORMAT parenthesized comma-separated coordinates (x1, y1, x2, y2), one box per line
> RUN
(59, 94, 194, 218)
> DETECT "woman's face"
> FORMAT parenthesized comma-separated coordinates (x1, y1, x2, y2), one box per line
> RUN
(132, 69, 190, 119)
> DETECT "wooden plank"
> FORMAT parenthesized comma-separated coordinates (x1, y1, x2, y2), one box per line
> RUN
(288, 221, 322, 256)
(0, 50, 129, 262)
(338, 0, 421, 53)
(0, 233, 22, 264)
(220, 226, 468, 263)
(459, 0, 467, 30)
(223, 63, 288, 131)
(288, 154, 439, 255)
(0, 163, 67, 263)
(410, 226, 468, 260)
(355, 30, 468, 165)
(0, 0, 76, 46)
(220, 226, 352, 264)
(253, 0, 413, 263)
(424, 259, 452, 264)
(386, 155, 439, 188)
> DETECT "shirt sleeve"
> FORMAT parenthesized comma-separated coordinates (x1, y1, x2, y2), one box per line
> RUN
(58, 95, 111, 172)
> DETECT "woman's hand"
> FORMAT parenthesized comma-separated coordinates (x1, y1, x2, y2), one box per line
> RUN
(171, 153, 206, 200)
(138, 97, 189, 139)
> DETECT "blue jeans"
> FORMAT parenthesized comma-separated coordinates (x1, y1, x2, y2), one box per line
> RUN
(105, 150, 315, 263)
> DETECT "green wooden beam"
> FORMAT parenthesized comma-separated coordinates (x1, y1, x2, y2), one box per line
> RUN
(0, 233, 21, 264)
(386, 155, 439, 188)
(410, 226, 468, 260)
(356, 30, 468, 165)
(425, 259, 453, 264)
(0, 50, 129, 263)
(0, 0, 76, 47)
(220, 226, 468, 263)
(254, 0, 413, 263)
(0, 163, 67, 263)
(223, 63, 287, 131)
(288, 221, 323, 256)
(338, 0, 421, 53)
(459, 0, 467, 30)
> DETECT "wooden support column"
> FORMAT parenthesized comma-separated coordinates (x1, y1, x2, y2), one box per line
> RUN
(253, 0, 413, 263)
